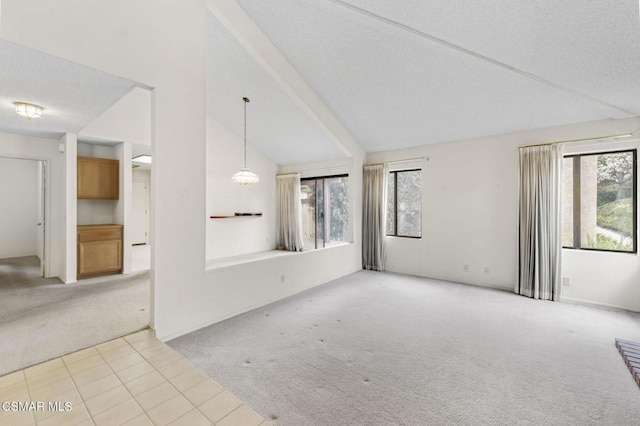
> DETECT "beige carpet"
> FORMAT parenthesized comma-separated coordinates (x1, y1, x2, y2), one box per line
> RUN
(169, 270, 640, 425)
(0, 256, 150, 375)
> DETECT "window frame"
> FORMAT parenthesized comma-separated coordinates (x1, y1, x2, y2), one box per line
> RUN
(300, 174, 349, 250)
(562, 149, 637, 254)
(387, 168, 422, 239)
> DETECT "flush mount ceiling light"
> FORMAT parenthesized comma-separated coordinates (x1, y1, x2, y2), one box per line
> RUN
(14, 102, 43, 120)
(231, 97, 260, 185)
(132, 155, 152, 164)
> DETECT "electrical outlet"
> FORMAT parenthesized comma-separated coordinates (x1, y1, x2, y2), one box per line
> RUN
(562, 277, 570, 287)
(463, 265, 470, 272)
(483, 267, 490, 275)
(281, 274, 285, 284)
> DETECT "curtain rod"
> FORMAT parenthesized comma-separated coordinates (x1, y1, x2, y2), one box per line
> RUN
(365, 156, 427, 167)
(518, 127, 640, 149)
(277, 164, 349, 177)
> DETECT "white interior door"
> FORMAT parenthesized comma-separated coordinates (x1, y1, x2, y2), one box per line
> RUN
(132, 180, 148, 245)
(37, 161, 46, 276)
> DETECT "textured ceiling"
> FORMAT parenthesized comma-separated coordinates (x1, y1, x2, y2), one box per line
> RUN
(236, 0, 640, 152)
(206, 14, 343, 165)
(336, 0, 640, 115)
(0, 40, 136, 140)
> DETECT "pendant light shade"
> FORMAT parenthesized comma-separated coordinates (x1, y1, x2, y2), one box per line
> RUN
(231, 168, 260, 185)
(232, 97, 259, 185)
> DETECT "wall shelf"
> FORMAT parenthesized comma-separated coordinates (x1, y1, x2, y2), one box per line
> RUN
(210, 212, 263, 219)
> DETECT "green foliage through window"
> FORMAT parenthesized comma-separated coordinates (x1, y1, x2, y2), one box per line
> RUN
(387, 170, 422, 238)
(301, 175, 349, 250)
(562, 150, 636, 253)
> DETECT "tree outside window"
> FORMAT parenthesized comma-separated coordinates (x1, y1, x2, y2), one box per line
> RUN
(387, 170, 421, 238)
(562, 150, 636, 253)
(301, 175, 349, 250)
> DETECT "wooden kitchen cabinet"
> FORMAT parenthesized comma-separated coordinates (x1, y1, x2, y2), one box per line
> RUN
(77, 156, 119, 199)
(77, 224, 123, 278)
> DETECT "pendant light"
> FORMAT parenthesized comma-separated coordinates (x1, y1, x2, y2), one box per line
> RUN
(231, 97, 260, 185)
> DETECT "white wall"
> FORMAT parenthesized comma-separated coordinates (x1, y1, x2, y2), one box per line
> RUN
(368, 136, 517, 290)
(0, 157, 39, 258)
(133, 169, 151, 186)
(206, 115, 277, 259)
(0, 132, 65, 279)
(79, 87, 152, 147)
(367, 117, 640, 310)
(76, 143, 116, 159)
(181, 243, 358, 338)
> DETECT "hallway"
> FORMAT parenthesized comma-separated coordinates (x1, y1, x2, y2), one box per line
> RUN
(0, 256, 149, 375)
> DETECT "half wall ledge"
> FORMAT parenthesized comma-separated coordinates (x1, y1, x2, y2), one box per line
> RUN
(205, 243, 351, 270)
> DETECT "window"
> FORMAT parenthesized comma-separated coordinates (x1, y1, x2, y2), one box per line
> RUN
(562, 150, 636, 253)
(300, 175, 349, 250)
(387, 169, 422, 238)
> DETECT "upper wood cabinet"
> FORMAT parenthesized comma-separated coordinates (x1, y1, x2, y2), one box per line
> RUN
(77, 156, 119, 199)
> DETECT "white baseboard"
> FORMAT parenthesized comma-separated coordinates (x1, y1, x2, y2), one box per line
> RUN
(560, 296, 640, 313)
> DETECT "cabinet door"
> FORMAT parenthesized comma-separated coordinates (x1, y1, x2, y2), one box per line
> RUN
(77, 157, 119, 199)
(78, 240, 122, 277)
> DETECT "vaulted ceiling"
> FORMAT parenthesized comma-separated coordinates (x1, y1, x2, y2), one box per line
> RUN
(2, 2, 638, 166)
(207, 0, 640, 164)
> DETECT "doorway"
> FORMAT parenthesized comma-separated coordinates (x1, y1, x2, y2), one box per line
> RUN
(131, 143, 152, 273)
(132, 179, 149, 245)
(0, 156, 46, 277)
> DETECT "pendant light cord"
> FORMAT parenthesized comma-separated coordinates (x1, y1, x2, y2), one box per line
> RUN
(243, 97, 250, 168)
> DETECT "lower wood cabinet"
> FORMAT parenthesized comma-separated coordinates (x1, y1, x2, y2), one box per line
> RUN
(78, 224, 123, 279)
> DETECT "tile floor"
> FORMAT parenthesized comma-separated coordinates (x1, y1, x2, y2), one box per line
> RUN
(0, 330, 268, 425)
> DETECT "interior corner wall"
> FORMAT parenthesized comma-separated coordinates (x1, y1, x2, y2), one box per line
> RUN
(366, 117, 640, 311)
(0, 157, 39, 259)
(116, 142, 132, 274)
(0, 132, 65, 279)
(61, 133, 77, 284)
(206, 115, 277, 259)
(79, 87, 152, 147)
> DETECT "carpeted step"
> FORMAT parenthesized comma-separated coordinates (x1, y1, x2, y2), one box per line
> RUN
(615, 338, 640, 387)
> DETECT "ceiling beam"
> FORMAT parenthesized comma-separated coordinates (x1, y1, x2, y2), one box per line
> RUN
(206, 0, 363, 158)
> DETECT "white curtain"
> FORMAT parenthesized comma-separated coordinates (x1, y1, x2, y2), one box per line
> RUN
(362, 164, 388, 271)
(517, 144, 563, 301)
(276, 173, 304, 252)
